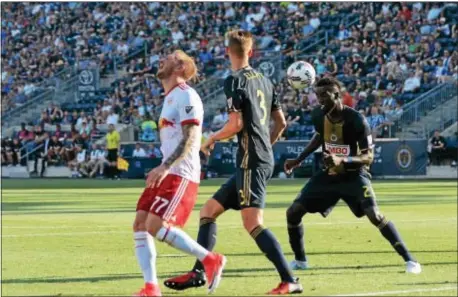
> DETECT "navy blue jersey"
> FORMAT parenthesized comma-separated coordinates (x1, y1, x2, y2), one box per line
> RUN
(311, 106, 373, 174)
(224, 67, 281, 169)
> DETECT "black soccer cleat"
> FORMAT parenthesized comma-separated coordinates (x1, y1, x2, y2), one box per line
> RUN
(163, 270, 206, 291)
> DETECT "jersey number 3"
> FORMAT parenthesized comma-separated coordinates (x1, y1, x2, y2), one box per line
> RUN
(257, 89, 267, 125)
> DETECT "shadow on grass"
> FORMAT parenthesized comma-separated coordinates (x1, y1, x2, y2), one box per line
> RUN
(396, 281, 458, 286)
(1, 202, 79, 212)
(221, 249, 458, 258)
(3, 261, 457, 285)
(3, 197, 456, 215)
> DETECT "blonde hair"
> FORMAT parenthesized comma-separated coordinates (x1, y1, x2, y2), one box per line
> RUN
(226, 30, 253, 58)
(174, 50, 198, 81)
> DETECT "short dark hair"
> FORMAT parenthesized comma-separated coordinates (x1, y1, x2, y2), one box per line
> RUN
(315, 77, 343, 91)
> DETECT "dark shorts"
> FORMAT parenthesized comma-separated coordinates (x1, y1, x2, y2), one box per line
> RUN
(107, 149, 118, 162)
(294, 170, 376, 218)
(213, 167, 273, 210)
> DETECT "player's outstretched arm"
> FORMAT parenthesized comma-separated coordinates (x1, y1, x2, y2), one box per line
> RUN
(296, 133, 321, 164)
(270, 109, 287, 145)
(284, 133, 321, 174)
(209, 112, 244, 143)
(163, 124, 199, 168)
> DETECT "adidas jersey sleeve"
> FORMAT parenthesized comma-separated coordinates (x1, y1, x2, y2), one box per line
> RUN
(224, 75, 243, 113)
(178, 90, 203, 126)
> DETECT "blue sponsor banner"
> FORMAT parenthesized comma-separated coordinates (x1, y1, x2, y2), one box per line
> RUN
(207, 139, 427, 177)
(370, 139, 428, 176)
(120, 139, 427, 178)
(120, 157, 162, 179)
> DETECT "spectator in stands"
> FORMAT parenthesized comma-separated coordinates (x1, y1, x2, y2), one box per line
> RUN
(47, 135, 63, 166)
(39, 111, 52, 127)
(106, 109, 119, 125)
(338, 24, 351, 41)
(53, 123, 65, 139)
(18, 123, 34, 144)
(68, 145, 88, 178)
(1, 139, 7, 166)
(434, 59, 449, 83)
(374, 75, 386, 91)
(76, 111, 88, 129)
(79, 122, 91, 136)
(355, 91, 370, 114)
(88, 144, 106, 177)
(49, 104, 63, 124)
(32, 131, 50, 177)
(61, 111, 73, 125)
(325, 57, 338, 77)
(140, 113, 157, 142)
(381, 90, 397, 110)
(147, 143, 162, 159)
(366, 106, 389, 138)
(3, 138, 22, 166)
(403, 71, 421, 93)
(430, 130, 447, 165)
(385, 101, 404, 122)
(351, 54, 366, 77)
(132, 142, 147, 158)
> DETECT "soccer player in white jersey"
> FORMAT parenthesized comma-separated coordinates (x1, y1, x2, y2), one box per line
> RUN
(132, 50, 226, 297)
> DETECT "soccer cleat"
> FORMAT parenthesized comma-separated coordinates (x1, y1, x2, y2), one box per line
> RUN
(406, 261, 422, 274)
(133, 283, 162, 297)
(289, 260, 309, 270)
(202, 252, 227, 294)
(163, 270, 206, 291)
(268, 279, 303, 295)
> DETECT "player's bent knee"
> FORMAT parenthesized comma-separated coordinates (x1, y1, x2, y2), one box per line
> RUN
(364, 207, 385, 226)
(145, 214, 167, 237)
(133, 220, 146, 232)
(199, 198, 224, 219)
(241, 208, 263, 233)
(286, 203, 306, 226)
(133, 210, 149, 232)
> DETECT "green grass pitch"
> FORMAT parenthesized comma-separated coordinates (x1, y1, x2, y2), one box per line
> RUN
(1, 179, 457, 296)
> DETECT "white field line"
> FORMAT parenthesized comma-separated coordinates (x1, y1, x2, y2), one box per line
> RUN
(1, 218, 456, 238)
(332, 286, 458, 296)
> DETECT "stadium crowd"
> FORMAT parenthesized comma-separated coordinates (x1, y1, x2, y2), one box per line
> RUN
(2, 2, 457, 176)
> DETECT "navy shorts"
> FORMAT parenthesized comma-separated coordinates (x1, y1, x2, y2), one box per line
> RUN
(294, 170, 376, 218)
(213, 167, 273, 210)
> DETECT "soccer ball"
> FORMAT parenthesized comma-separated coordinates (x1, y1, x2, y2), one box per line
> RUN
(287, 61, 316, 89)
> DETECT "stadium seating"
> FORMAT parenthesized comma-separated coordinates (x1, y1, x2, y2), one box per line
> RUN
(2, 2, 457, 175)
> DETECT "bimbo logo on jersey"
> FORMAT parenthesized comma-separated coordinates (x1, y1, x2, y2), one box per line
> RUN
(324, 143, 350, 156)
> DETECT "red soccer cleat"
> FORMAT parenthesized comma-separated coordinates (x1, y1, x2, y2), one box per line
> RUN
(268, 280, 303, 295)
(163, 271, 206, 291)
(133, 283, 162, 297)
(201, 252, 227, 294)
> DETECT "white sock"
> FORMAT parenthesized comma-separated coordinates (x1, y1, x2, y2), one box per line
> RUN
(134, 231, 158, 284)
(156, 226, 209, 261)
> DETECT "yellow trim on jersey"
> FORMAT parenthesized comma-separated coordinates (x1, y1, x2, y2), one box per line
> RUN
(241, 131, 249, 168)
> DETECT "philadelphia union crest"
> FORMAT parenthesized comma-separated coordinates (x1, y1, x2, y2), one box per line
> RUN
(395, 145, 414, 171)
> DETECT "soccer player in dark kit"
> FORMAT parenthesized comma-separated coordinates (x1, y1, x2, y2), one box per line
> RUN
(283, 77, 422, 274)
(164, 30, 303, 295)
